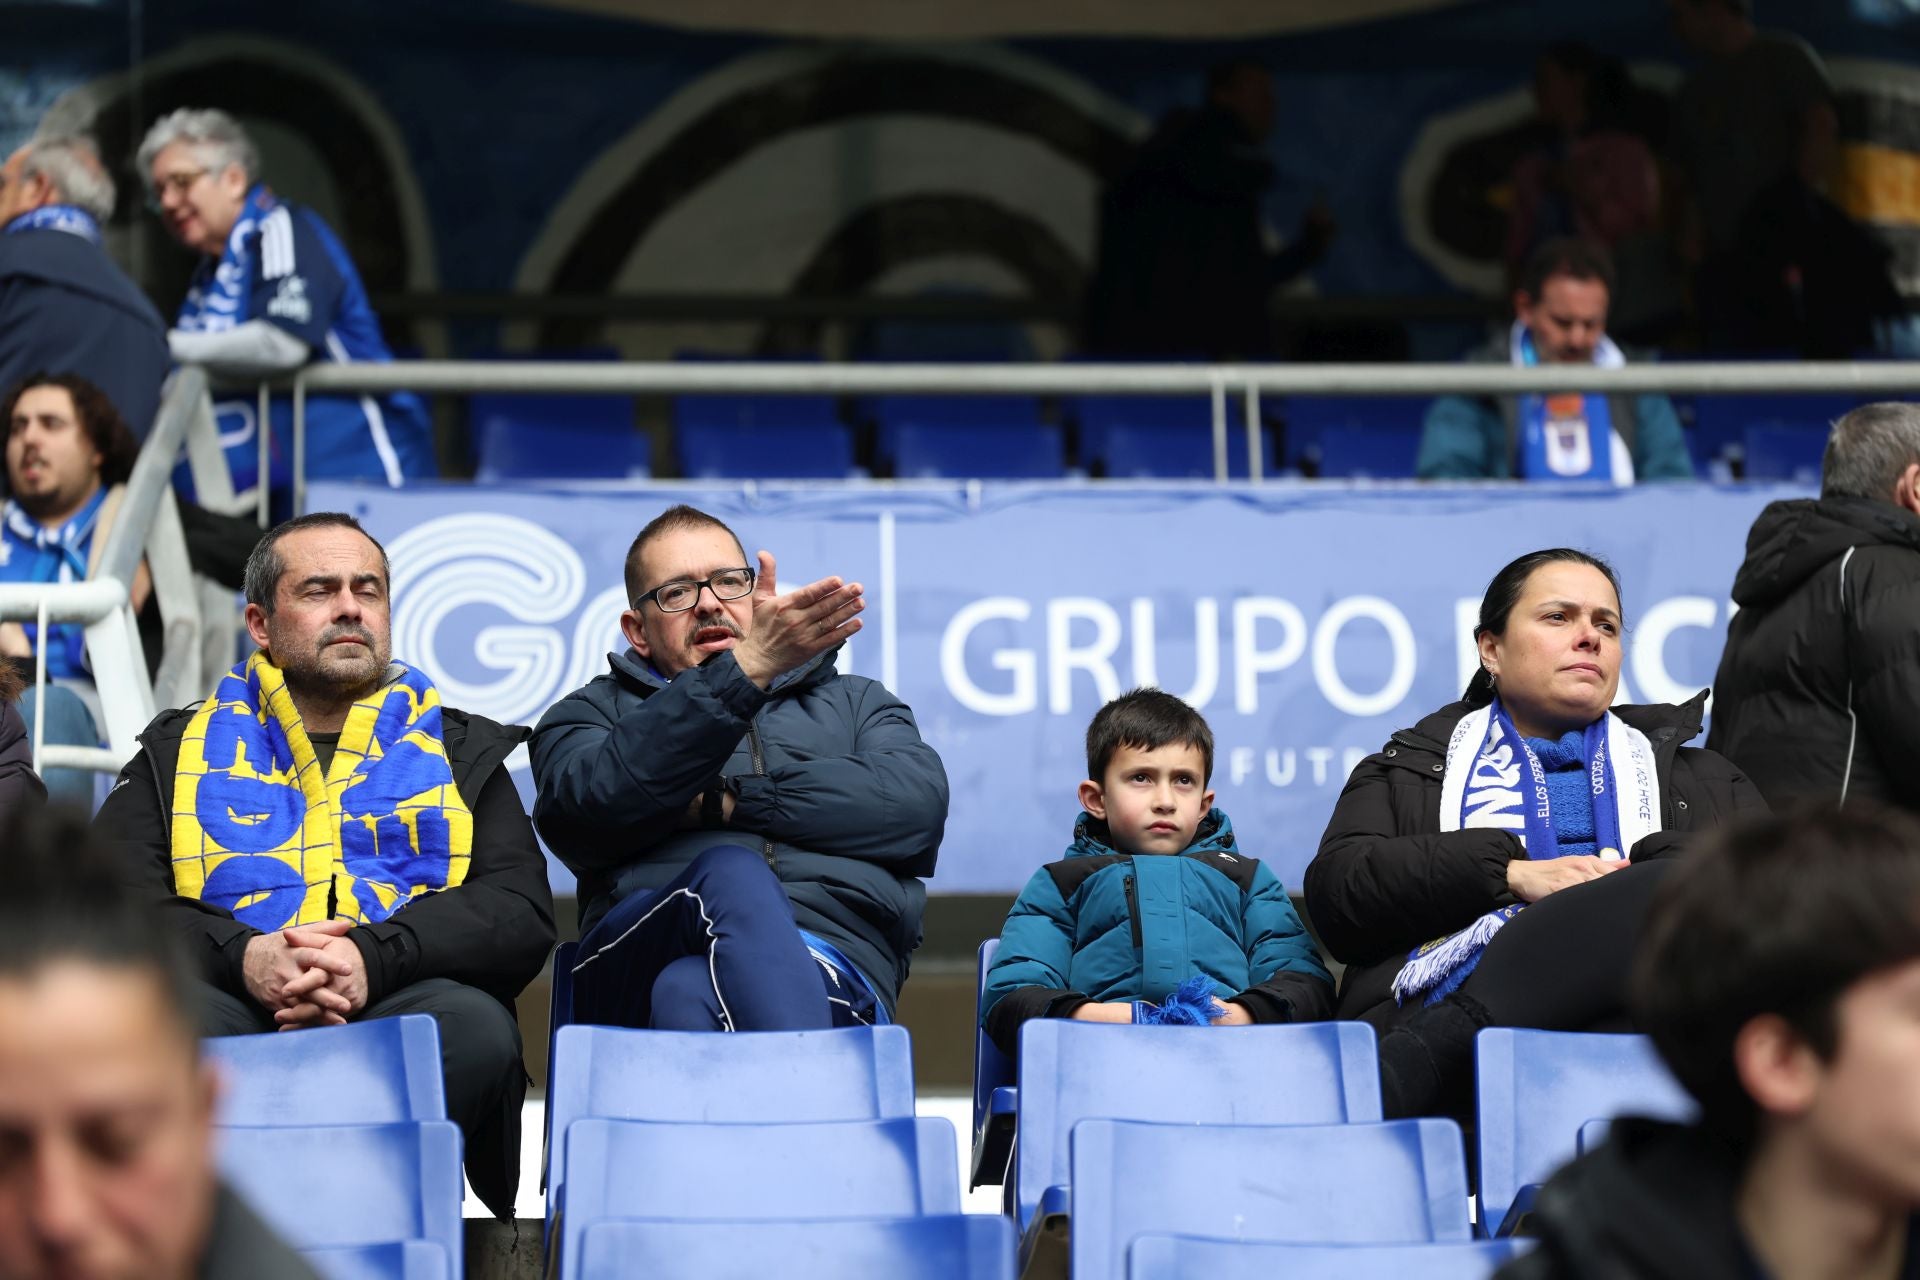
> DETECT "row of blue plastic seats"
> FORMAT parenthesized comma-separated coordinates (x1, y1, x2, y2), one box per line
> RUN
(470, 388, 1855, 483)
(969, 939, 1695, 1241)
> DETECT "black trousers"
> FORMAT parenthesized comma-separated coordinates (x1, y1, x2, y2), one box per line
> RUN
(198, 977, 526, 1219)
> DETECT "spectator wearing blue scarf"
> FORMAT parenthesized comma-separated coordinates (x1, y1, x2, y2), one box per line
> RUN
(138, 109, 434, 502)
(0, 374, 144, 807)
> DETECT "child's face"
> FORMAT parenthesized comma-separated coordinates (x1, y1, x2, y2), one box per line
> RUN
(1079, 742, 1214, 856)
(1788, 958, 1920, 1203)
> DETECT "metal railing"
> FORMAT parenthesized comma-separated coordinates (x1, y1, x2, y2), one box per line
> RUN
(289, 357, 1920, 510)
(0, 367, 232, 776)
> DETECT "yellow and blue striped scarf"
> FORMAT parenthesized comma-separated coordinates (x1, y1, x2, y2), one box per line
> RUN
(170, 651, 472, 931)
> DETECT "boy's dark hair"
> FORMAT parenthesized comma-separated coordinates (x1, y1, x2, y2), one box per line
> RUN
(1631, 805, 1920, 1154)
(1519, 235, 1616, 302)
(0, 806, 201, 1047)
(1086, 687, 1214, 784)
(624, 504, 747, 607)
(4, 371, 142, 488)
(243, 512, 389, 614)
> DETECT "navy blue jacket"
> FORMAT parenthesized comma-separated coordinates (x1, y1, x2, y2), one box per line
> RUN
(982, 809, 1333, 1057)
(0, 226, 168, 433)
(530, 647, 948, 1013)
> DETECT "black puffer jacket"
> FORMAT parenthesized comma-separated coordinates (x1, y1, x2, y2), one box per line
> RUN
(1499, 1117, 1920, 1280)
(1304, 693, 1766, 1026)
(1707, 496, 1920, 812)
(0, 699, 46, 823)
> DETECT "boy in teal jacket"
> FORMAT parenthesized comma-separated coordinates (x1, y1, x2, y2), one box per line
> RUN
(982, 688, 1332, 1057)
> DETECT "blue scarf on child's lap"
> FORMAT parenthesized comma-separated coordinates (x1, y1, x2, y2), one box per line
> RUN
(1392, 696, 1662, 1006)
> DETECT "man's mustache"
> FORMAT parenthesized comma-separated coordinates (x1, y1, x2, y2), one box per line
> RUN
(320, 624, 378, 649)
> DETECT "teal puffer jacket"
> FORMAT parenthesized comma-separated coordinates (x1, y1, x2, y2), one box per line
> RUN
(981, 808, 1332, 1056)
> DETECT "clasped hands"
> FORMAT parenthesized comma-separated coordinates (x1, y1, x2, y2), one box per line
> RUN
(242, 918, 369, 1031)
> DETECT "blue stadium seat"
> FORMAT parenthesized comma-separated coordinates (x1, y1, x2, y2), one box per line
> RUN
(1284, 396, 1433, 479)
(206, 1016, 446, 1125)
(867, 395, 1062, 478)
(1010, 1019, 1382, 1232)
(1072, 395, 1276, 478)
(1071, 1118, 1472, 1280)
(557, 1116, 960, 1276)
(1743, 423, 1829, 484)
(1127, 1235, 1527, 1280)
(672, 396, 858, 479)
(574, 1215, 1015, 1280)
(471, 396, 648, 480)
(545, 1024, 916, 1237)
(217, 1121, 462, 1276)
(304, 1241, 450, 1280)
(1686, 393, 1853, 476)
(1475, 1029, 1697, 1237)
(1577, 1117, 1613, 1156)
(972, 938, 1016, 1187)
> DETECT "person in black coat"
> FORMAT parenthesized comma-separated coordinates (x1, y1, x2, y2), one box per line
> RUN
(1304, 547, 1765, 1116)
(0, 661, 47, 821)
(1501, 805, 1920, 1280)
(1709, 402, 1920, 813)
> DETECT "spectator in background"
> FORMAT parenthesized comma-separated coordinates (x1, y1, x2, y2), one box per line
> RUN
(1708, 403, 1920, 812)
(1502, 806, 1920, 1280)
(94, 513, 554, 1219)
(1504, 44, 1681, 345)
(1667, 0, 1841, 351)
(1084, 60, 1336, 359)
(0, 130, 168, 437)
(0, 661, 46, 822)
(1417, 238, 1692, 483)
(138, 109, 435, 501)
(0, 806, 320, 1280)
(0, 374, 146, 810)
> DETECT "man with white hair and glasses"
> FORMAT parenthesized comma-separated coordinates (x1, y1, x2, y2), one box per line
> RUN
(0, 128, 168, 436)
(139, 108, 434, 500)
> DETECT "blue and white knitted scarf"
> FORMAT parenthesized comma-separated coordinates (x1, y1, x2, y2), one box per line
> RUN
(4, 205, 101, 244)
(175, 184, 278, 335)
(1392, 697, 1661, 1006)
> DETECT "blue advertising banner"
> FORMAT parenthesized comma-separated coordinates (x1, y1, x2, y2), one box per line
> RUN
(312, 479, 1801, 896)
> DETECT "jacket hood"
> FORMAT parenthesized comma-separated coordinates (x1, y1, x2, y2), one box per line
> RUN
(1067, 807, 1235, 860)
(1398, 690, 1709, 757)
(607, 644, 839, 697)
(1730, 497, 1920, 608)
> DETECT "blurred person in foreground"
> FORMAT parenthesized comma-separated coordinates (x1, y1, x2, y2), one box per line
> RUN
(1502, 804, 1920, 1280)
(0, 805, 318, 1280)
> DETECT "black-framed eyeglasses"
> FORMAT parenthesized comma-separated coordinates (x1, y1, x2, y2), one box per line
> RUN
(635, 567, 755, 613)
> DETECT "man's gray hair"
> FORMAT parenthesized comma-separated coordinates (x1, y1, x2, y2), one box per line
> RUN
(1822, 403, 1920, 501)
(20, 135, 115, 221)
(136, 108, 259, 192)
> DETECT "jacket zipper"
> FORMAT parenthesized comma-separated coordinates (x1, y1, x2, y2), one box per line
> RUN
(1123, 872, 1142, 949)
(747, 722, 775, 868)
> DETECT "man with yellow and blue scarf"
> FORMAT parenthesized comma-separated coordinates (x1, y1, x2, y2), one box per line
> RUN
(94, 513, 555, 1220)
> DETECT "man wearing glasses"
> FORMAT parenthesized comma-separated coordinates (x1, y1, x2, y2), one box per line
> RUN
(532, 504, 949, 1030)
(137, 108, 434, 500)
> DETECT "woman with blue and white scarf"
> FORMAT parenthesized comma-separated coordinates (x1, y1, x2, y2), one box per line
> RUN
(1305, 548, 1767, 1118)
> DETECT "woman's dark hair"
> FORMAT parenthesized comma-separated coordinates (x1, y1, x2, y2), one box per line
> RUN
(2, 372, 142, 488)
(1633, 805, 1920, 1156)
(1463, 548, 1623, 705)
(0, 661, 19, 704)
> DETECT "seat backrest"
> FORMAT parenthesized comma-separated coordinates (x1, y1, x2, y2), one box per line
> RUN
(973, 939, 1014, 1144)
(546, 1024, 915, 1227)
(1127, 1235, 1525, 1280)
(304, 1240, 450, 1280)
(1071, 1118, 1472, 1280)
(574, 1214, 1015, 1280)
(207, 1016, 446, 1125)
(217, 1121, 463, 1276)
(889, 421, 1064, 479)
(1475, 1029, 1697, 1234)
(560, 1116, 960, 1270)
(1014, 1020, 1382, 1229)
(1742, 423, 1830, 483)
(674, 420, 857, 479)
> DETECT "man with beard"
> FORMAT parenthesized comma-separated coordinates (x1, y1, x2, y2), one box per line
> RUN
(91, 513, 554, 1220)
(532, 504, 948, 1032)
